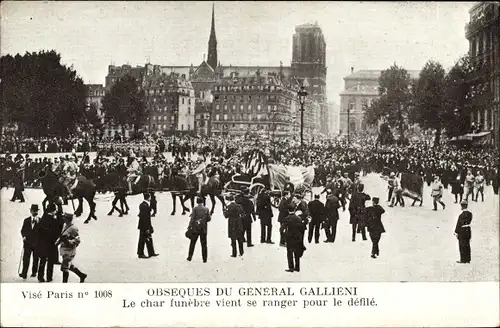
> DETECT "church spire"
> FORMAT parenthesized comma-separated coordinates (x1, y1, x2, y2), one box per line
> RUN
(207, 2, 217, 70)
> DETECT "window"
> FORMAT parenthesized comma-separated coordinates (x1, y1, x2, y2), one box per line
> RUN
(348, 98, 356, 111)
(188, 99, 191, 105)
(182, 98, 185, 105)
(224, 96, 227, 102)
(240, 105, 244, 110)
(181, 124, 184, 130)
(224, 114, 228, 120)
(232, 105, 236, 110)
(268, 105, 271, 112)
(257, 105, 261, 111)
(216, 104, 220, 110)
(163, 124, 167, 130)
(188, 107, 191, 114)
(224, 104, 228, 111)
(188, 124, 191, 130)
(163, 116, 167, 121)
(216, 114, 220, 121)
(248, 105, 252, 111)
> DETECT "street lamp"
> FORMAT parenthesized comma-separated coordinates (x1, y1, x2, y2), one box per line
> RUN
(347, 106, 351, 145)
(297, 85, 308, 150)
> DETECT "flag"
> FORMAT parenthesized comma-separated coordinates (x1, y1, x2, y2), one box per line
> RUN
(400, 172, 423, 201)
(268, 164, 315, 191)
(243, 149, 269, 177)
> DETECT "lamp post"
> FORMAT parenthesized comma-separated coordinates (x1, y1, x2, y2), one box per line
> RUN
(297, 85, 308, 151)
(347, 106, 351, 145)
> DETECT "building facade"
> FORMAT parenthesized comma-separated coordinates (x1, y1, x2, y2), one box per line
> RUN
(339, 69, 420, 134)
(292, 23, 329, 135)
(102, 5, 328, 137)
(142, 72, 195, 136)
(211, 70, 320, 138)
(465, 2, 500, 148)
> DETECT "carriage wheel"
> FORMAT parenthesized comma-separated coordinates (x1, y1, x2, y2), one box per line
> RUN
(249, 183, 265, 198)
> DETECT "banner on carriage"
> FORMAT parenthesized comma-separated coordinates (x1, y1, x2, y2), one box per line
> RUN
(268, 164, 315, 191)
(401, 172, 424, 200)
(243, 149, 269, 177)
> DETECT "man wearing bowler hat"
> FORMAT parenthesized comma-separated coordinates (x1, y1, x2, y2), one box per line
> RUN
(365, 197, 386, 258)
(19, 204, 40, 279)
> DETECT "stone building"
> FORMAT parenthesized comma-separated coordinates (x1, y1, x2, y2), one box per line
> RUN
(211, 70, 319, 138)
(465, 2, 500, 148)
(339, 69, 420, 134)
(102, 4, 328, 137)
(142, 72, 195, 136)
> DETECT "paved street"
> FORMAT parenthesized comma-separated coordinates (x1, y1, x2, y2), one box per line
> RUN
(1, 173, 498, 283)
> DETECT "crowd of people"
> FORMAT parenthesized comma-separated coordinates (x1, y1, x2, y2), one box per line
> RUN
(2, 132, 498, 282)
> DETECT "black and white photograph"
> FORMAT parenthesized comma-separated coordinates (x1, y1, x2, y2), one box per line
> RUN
(1, 1, 499, 287)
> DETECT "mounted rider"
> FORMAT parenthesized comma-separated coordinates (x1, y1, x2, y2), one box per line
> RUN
(126, 151, 142, 193)
(191, 157, 207, 194)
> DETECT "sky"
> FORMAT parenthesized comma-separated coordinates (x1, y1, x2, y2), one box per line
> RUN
(1, 1, 474, 104)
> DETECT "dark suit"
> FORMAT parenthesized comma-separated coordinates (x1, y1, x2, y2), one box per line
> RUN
(187, 204, 211, 262)
(256, 192, 273, 243)
(307, 199, 324, 243)
(35, 212, 61, 281)
(455, 210, 472, 263)
(224, 202, 244, 256)
(137, 201, 156, 257)
(366, 205, 386, 256)
(349, 192, 371, 241)
(283, 213, 306, 272)
(20, 216, 39, 278)
(324, 195, 341, 242)
(236, 195, 255, 246)
(278, 196, 291, 246)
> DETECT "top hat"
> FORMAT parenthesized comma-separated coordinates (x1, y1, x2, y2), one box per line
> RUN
(30, 204, 39, 212)
(372, 197, 380, 203)
(46, 203, 57, 213)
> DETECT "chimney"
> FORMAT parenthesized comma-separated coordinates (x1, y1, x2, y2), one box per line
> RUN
(351, 67, 354, 74)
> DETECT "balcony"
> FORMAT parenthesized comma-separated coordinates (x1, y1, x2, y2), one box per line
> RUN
(465, 3, 500, 38)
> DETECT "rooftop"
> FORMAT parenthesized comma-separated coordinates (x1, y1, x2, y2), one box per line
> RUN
(344, 69, 421, 80)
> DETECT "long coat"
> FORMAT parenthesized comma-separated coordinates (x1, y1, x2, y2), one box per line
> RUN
(35, 213, 58, 258)
(224, 202, 244, 239)
(365, 205, 386, 234)
(138, 201, 153, 232)
(283, 213, 306, 249)
(349, 192, 371, 225)
(324, 195, 340, 222)
(256, 192, 273, 225)
(189, 204, 211, 234)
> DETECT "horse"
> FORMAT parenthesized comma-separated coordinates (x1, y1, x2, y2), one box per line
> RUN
(38, 167, 98, 224)
(163, 167, 196, 216)
(199, 172, 227, 216)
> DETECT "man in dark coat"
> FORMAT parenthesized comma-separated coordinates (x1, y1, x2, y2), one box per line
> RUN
(283, 205, 306, 273)
(36, 204, 61, 282)
(137, 193, 158, 259)
(20, 204, 40, 279)
(224, 195, 244, 257)
(278, 191, 292, 247)
(454, 200, 472, 264)
(187, 197, 211, 262)
(324, 190, 341, 243)
(307, 194, 324, 244)
(256, 188, 274, 244)
(349, 184, 371, 242)
(236, 188, 256, 247)
(365, 197, 386, 258)
(10, 155, 25, 203)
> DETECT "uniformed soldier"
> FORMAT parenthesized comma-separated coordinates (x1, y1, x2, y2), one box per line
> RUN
(56, 213, 87, 283)
(454, 200, 472, 264)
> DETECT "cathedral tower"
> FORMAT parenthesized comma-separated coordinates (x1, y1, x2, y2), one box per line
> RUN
(207, 3, 218, 70)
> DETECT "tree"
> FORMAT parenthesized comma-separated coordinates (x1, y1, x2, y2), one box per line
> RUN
(362, 64, 413, 139)
(443, 54, 493, 138)
(377, 122, 395, 145)
(411, 60, 448, 146)
(84, 102, 104, 135)
(101, 74, 147, 136)
(1, 51, 87, 137)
